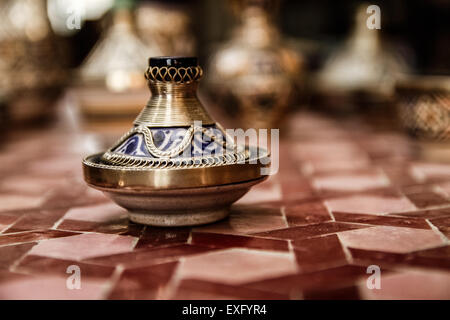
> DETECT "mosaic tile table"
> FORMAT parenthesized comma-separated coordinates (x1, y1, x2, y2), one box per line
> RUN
(0, 112, 449, 300)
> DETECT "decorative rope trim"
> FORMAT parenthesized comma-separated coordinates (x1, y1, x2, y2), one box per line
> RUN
(140, 126, 195, 158)
(107, 125, 233, 158)
(101, 150, 248, 169)
(145, 66, 203, 84)
(101, 125, 245, 168)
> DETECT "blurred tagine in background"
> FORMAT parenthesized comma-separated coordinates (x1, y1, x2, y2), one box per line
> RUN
(72, 0, 162, 134)
(136, 1, 196, 56)
(0, 0, 67, 125)
(313, 3, 410, 120)
(206, 0, 304, 130)
(82, 57, 269, 227)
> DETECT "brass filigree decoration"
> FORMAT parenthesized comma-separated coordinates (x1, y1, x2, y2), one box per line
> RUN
(145, 66, 203, 84)
(101, 124, 249, 169)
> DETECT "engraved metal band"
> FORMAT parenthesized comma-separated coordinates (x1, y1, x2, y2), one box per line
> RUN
(145, 66, 203, 84)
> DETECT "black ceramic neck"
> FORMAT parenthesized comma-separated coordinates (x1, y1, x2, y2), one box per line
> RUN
(149, 57, 198, 68)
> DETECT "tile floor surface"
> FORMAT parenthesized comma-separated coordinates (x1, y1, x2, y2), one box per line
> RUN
(0, 112, 449, 299)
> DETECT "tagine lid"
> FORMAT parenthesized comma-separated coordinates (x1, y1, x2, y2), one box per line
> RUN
(83, 56, 270, 191)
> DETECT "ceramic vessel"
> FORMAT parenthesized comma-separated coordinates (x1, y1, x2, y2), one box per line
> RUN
(0, 0, 67, 124)
(314, 4, 409, 114)
(207, 0, 303, 129)
(83, 57, 269, 227)
(75, 0, 162, 124)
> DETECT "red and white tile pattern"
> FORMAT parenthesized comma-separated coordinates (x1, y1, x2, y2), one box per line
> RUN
(0, 112, 449, 299)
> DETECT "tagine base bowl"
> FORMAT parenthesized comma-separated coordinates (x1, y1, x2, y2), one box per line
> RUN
(83, 146, 269, 227)
(89, 177, 266, 227)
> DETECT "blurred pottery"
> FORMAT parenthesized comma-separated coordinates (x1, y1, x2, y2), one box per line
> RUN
(0, 93, 7, 136)
(396, 75, 450, 162)
(0, 48, 9, 133)
(83, 57, 269, 227)
(207, 0, 304, 130)
(74, 0, 162, 129)
(0, 0, 67, 125)
(136, 2, 196, 56)
(314, 4, 409, 116)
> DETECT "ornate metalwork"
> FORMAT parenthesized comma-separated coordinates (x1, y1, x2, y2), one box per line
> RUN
(145, 66, 203, 84)
(397, 76, 450, 142)
(84, 56, 267, 184)
(101, 124, 248, 169)
(82, 56, 270, 226)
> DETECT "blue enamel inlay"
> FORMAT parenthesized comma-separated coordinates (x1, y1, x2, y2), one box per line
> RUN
(114, 134, 150, 157)
(152, 128, 189, 151)
(114, 126, 227, 158)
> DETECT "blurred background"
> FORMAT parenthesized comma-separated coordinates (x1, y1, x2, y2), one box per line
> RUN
(0, 0, 449, 159)
(28, 0, 449, 73)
